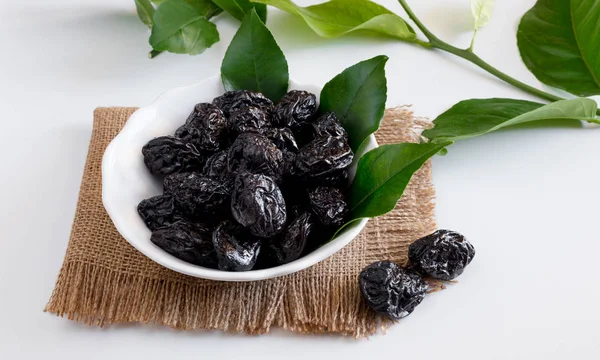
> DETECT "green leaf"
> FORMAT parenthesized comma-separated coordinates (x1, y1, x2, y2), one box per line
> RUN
(422, 98, 599, 143)
(471, 0, 494, 30)
(251, 0, 416, 41)
(149, 0, 220, 55)
(184, 0, 224, 17)
(135, 0, 155, 28)
(320, 56, 388, 152)
(517, 0, 600, 96)
(212, 0, 267, 22)
(153, 0, 219, 12)
(221, 9, 289, 102)
(349, 142, 452, 219)
(469, 0, 494, 49)
(154, 0, 221, 16)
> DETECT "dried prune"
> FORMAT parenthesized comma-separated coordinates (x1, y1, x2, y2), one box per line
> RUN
(164, 172, 230, 217)
(312, 112, 348, 140)
(408, 230, 475, 280)
(212, 220, 261, 271)
(308, 187, 349, 227)
(175, 103, 228, 152)
(151, 221, 217, 268)
(202, 150, 229, 180)
(265, 127, 299, 153)
(227, 133, 283, 180)
(231, 173, 287, 238)
(142, 136, 203, 175)
(269, 212, 313, 265)
(273, 90, 317, 129)
(228, 106, 271, 135)
(359, 261, 428, 320)
(295, 136, 353, 186)
(211, 91, 238, 116)
(213, 90, 273, 117)
(137, 194, 179, 231)
(281, 150, 297, 177)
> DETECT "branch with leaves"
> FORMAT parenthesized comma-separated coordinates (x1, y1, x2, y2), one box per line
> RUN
(214, 9, 598, 239)
(133, 0, 599, 229)
(251, 0, 600, 108)
(135, 1, 599, 110)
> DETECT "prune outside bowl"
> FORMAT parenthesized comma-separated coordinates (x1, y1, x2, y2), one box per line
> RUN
(102, 75, 378, 282)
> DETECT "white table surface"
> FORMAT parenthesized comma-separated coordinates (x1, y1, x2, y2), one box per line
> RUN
(1, 0, 599, 358)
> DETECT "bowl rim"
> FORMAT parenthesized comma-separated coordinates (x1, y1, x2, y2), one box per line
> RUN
(101, 75, 378, 281)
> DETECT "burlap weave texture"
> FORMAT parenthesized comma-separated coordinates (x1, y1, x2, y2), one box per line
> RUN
(45, 106, 436, 338)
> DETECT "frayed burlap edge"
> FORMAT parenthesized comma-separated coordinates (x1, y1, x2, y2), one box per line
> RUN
(45, 106, 437, 338)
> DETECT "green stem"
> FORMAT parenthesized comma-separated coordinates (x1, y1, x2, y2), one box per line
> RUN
(148, 49, 163, 58)
(468, 29, 477, 52)
(398, 0, 563, 104)
(431, 39, 563, 103)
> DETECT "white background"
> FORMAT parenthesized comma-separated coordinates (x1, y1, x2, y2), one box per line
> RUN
(1, 0, 599, 358)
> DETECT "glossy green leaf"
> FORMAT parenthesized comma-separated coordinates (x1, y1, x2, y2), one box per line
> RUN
(153, 0, 220, 13)
(252, 0, 416, 41)
(135, 0, 156, 28)
(422, 98, 599, 143)
(185, 0, 223, 17)
(349, 142, 452, 219)
(471, 0, 494, 30)
(320, 56, 388, 151)
(212, 0, 267, 22)
(149, 0, 220, 55)
(221, 9, 289, 102)
(517, 0, 600, 96)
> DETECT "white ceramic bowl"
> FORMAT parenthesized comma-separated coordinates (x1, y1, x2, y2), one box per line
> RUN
(102, 76, 378, 281)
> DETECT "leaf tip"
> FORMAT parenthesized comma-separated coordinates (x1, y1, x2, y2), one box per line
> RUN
(247, 6, 262, 23)
(374, 55, 389, 64)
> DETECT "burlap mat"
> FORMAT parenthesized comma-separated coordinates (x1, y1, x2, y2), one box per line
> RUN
(45, 106, 436, 338)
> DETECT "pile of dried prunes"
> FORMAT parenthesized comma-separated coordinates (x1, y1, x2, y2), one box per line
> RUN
(138, 89, 354, 271)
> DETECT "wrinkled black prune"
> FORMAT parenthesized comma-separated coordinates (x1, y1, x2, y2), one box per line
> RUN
(231, 173, 287, 238)
(142, 136, 203, 175)
(281, 149, 297, 177)
(202, 150, 229, 180)
(151, 221, 217, 268)
(212, 220, 261, 271)
(164, 172, 230, 217)
(175, 103, 228, 152)
(211, 91, 238, 116)
(273, 90, 317, 129)
(295, 136, 353, 186)
(268, 212, 313, 265)
(228, 106, 271, 135)
(312, 112, 348, 140)
(213, 90, 273, 117)
(227, 133, 284, 180)
(308, 187, 349, 227)
(137, 194, 179, 231)
(265, 129, 299, 179)
(265, 127, 299, 153)
(359, 261, 428, 320)
(408, 230, 475, 280)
